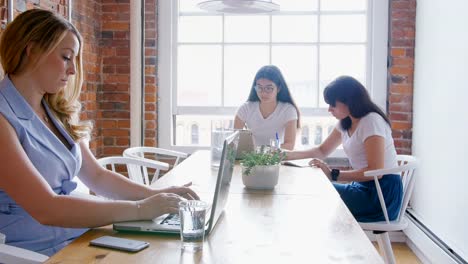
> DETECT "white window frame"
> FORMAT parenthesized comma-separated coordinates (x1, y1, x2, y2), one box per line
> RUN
(158, 0, 388, 154)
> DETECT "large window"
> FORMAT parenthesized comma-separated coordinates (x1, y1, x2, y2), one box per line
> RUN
(159, 0, 388, 153)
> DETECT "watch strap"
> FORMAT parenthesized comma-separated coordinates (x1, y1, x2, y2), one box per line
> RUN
(331, 169, 340, 181)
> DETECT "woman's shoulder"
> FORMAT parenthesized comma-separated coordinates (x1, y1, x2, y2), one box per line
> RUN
(357, 112, 390, 137)
(277, 101, 296, 112)
(277, 102, 298, 117)
(236, 101, 259, 119)
(362, 112, 388, 125)
(238, 101, 258, 110)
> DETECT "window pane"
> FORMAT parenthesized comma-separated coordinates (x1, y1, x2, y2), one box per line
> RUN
(297, 116, 338, 149)
(177, 45, 222, 106)
(272, 15, 318, 42)
(320, 15, 367, 42)
(224, 45, 269, 106)
(274, 0, 318, 11)
(178, 16, 222, 42)
(272, 45, 318, 108)
(179, 0, 206, 12)
(225, 15, 269, 43)
(321, 0, 367, 11)
(175, 115, 232, 146)
(319, 45, 366, 107)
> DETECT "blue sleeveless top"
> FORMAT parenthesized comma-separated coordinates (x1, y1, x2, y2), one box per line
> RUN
(0, 76, 88, 256)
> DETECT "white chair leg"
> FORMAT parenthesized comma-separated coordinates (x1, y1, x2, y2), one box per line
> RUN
(376, 232, 396, 264)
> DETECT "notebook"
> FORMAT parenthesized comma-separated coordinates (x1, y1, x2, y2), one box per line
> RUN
(113, 131, 239, 235)
(235, 129, 255, 160)
(282, 158, 312, 167)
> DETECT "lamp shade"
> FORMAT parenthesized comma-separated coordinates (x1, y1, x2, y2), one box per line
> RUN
(197, 0, 280, 14)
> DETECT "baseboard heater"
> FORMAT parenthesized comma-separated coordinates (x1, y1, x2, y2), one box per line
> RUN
(406, 210, 467, 264)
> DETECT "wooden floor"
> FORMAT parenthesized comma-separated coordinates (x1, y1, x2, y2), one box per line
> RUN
(373, 242, 422, 263)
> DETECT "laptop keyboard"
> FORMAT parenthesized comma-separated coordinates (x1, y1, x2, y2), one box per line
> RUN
(160, 213, 180, 226)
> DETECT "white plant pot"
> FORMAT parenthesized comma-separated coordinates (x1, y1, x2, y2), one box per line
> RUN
(241, 164, 280, 189)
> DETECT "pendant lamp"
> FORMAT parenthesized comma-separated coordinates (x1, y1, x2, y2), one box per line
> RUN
(197, 0, 280, 14)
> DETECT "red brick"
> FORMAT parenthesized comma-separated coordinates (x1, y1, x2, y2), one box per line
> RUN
(393, 57, 414, 67)
(391, 84, 413, 94)
(117, 120, 131, 129)
(390, 67, 413, 76)
(392, 122, 412, 131)
(102, 129, 130, 137)
(102, 21, 129, 31)
(102, 93, 130, 102)
(116, 138, 130, 146)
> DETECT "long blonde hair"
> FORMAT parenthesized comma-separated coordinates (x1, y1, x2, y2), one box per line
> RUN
(0, 9, 91, 141)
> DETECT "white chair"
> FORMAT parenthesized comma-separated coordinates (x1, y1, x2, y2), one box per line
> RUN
(359, 155, 419, 264)
(0, 233, 49, 264)
(123, 147, 188, 180)
(97, 156, 169, 185)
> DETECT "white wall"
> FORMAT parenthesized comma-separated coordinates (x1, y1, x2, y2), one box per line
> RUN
(411, 0, 468, 261)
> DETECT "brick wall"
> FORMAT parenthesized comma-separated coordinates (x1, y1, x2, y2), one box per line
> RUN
(388, 0, 417, 154)
(100, 0, 131, 157)
(144, 0, 158, 147)
(97, 0, 158, 156)
(73, 0, 102, 156)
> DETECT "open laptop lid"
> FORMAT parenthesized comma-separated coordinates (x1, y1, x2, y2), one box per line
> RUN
(113, 131, 239, 235)
(205, 130, 239, 234)
(235, 129, 254, 160)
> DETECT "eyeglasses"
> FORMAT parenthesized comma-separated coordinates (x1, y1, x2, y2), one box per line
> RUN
(254, 85, 275, 93)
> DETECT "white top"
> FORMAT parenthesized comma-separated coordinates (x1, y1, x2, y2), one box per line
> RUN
(336, 112, 397, 170)
(236, 101, 298, 146)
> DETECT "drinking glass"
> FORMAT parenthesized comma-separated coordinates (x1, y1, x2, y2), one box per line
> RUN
(179, 200, 208, 252)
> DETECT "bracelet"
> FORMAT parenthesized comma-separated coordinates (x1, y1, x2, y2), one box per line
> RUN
(331, 169, 340, 181)
(135, 201, 142, 219)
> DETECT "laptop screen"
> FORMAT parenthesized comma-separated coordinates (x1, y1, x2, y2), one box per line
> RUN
(206, 131, 239, 233)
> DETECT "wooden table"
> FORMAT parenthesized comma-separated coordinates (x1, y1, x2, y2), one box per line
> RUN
(46, 151, 382, 263)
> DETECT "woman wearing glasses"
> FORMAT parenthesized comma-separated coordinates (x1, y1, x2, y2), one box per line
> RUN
(234, 65, 300, 150)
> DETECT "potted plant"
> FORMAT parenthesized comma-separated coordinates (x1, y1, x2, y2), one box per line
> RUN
(240, 146, 285, 189)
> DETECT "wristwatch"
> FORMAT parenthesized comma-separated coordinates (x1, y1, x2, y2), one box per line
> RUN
(331, 169, 340, 181)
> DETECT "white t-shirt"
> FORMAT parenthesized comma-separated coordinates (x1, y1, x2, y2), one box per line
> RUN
(336, 112, 397, 170)
(236, 101, 298, 146)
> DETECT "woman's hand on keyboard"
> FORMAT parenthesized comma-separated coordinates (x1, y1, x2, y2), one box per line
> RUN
(137, 193, 185, 220)
(154, 182, 200, 200)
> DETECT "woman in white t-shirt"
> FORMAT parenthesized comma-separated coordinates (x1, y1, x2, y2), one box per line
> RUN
(286, 76, 402, 222)
(234, 65, 300, 150)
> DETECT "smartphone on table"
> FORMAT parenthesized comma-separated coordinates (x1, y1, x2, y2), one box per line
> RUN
(89, 235, 149, 252)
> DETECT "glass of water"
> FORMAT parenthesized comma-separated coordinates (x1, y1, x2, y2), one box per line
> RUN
(179, 200, 208, 252)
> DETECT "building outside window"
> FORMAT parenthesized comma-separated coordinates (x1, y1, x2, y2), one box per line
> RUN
(191, 124, 199, 145)
(314, 125, 323, 145)
(301, 126, 310, 145)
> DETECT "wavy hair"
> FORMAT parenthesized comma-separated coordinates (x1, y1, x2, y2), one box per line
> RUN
(0, 9, 91, 141)
(247, 65, 301, 128)
(323, 75, 390, 130)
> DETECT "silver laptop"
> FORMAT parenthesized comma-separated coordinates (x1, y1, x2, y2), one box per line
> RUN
(235, 129, 254, 160)
(113, 131, 239, 235)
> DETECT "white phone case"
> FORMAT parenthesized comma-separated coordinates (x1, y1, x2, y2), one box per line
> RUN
(90, 236, 149, 252)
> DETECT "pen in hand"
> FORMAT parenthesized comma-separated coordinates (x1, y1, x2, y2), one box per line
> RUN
(275, 132, 280, 149)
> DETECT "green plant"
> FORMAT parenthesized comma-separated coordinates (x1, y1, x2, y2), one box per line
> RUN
(240, 147, 285, 176)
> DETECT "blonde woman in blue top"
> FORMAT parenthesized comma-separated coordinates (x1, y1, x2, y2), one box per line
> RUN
(286, 76, 402, 222)
(0, 9, 198, 256)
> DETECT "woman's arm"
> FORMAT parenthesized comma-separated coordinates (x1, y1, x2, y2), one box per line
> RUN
(77, 141, 199, 201)
(312, 135, 386, 182)
(234, 115, 245, 129)
(284, 128, 342, 160)
(0, 115, 189, 228)
(280, 119, 297, 150)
